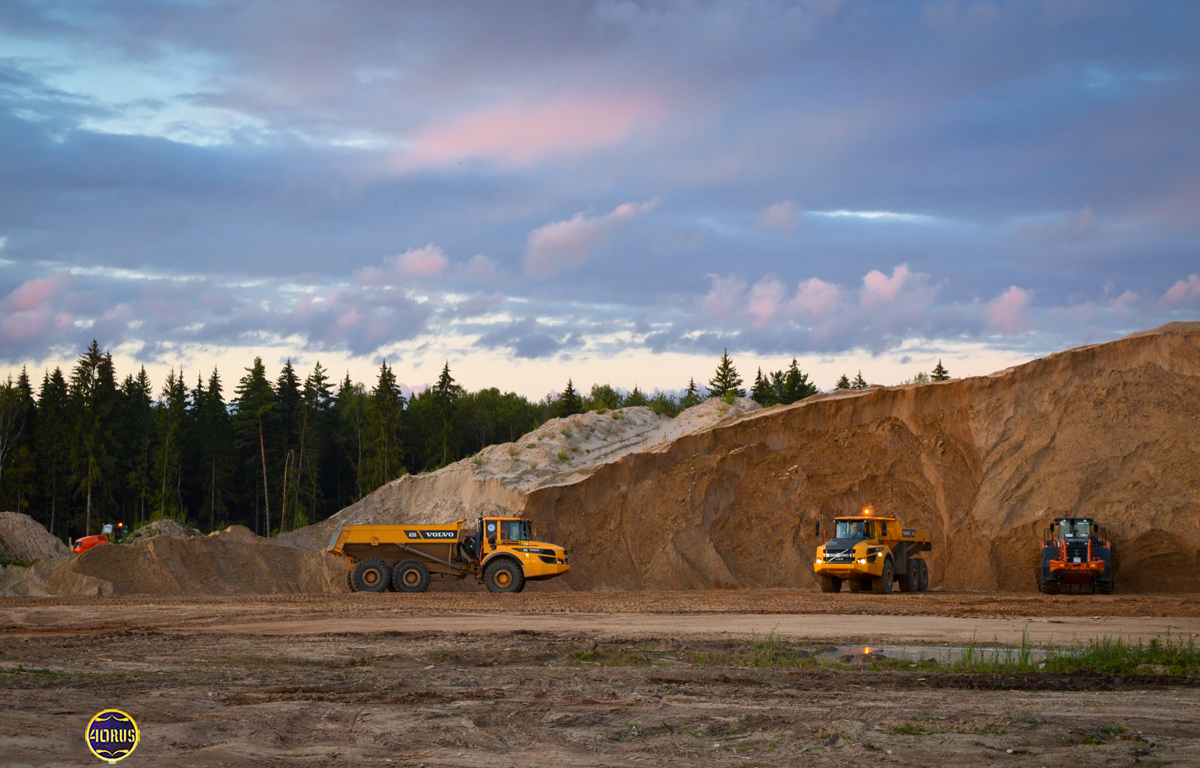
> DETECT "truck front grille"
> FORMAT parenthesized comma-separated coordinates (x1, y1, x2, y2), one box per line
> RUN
(825, 549, 854, 564)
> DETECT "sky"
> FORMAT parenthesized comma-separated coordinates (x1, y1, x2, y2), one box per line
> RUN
(1, 0, 1198, 398)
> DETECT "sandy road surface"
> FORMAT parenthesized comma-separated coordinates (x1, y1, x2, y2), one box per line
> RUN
(4, 591, 1200, 767)
(4, 590, 1200, 639)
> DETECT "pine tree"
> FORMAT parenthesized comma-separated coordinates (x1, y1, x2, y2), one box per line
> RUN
(931, 359, 950, 381)
(0, 376, 27, 506)
(234, 357, 276, 536)
(708, 349, 744, 398)
(334, 373, 367, 504)
(68, 340, 118, 536)
(782, 358, 818, 403)
(680, 378, 702, 409)
(835, 373, 852, 390)
(361, 362, 406, 496)
(35, 369, 70, 538)
(431, 362, 462, 468)
(117, 367, 155, 526)
(153, 368, 189, 520)
(196, 367, 233, 531)
(555, 379, 584, 418)
(623, 385, 648, 408)
(750, 367, 775, 406)
(292, 362, 333, 530)
(1, 368, 38, 515)
(851, 371, 868, 389)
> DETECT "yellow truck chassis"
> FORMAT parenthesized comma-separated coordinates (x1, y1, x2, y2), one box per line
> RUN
(327, 517, 569, 594)
(813, 513, 931, 594)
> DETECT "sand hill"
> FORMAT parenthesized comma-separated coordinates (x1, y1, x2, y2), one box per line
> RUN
(5, 322, 1198, 595)
(281, 321, 1200, 593)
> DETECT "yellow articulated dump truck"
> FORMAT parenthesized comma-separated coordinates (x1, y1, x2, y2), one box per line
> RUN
(327, 516, 569, 594)
(813, 507, 931, 594)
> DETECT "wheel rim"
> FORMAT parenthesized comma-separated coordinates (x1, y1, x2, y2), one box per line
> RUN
(364, 569, 381, 586)
(403, 569, 420, 587)
(495, 570, 511, 587)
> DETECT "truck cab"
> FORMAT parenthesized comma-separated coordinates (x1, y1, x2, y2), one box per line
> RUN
(813, 508, 931, 594)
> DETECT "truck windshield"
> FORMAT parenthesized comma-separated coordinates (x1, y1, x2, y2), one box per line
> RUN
(1060, 520, 1090, 539)
(499, 520, 529, 541)
(835, 520, 874, 540)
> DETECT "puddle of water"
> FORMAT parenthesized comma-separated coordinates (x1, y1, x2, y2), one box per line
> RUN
(819, 645, 1049, 664)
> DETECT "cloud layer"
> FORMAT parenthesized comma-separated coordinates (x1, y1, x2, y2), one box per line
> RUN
(0, 1, 1197, 386)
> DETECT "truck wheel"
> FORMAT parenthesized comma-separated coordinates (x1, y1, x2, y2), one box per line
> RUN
(352, 559, 390, 593)
(897, 565, 916, 593)
(918, 560, 930, 592)
(393, 559, 431, 593)
(872, 558, 894, 594)
(818, 574, 842, 593)
(484, 559, 525, 594)
(1097, 579, 1114, 595)
(346, 568, 356, 593)
(847, 579, 866, 593)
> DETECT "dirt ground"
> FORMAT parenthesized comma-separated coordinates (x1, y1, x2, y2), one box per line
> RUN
(3, 591, 1200, 767)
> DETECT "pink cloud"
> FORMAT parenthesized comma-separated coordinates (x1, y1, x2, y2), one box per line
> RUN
(756, 201, 802, 231)
(699, 274, 747, 323)
(788, 277, 840, 321)
(524, 199, 657, 278)
(861, 264, 911, 303)
(404, 94, 664, 167)
(987, 285, 1032, 335)
(464, 254, 500, 284)
(0, 272, 72, 312)
(1160, 275, 1200, 307)
(356, 244, 449, 286)
(1112, 289, 1140, 312)
(747, 279, 786, 328)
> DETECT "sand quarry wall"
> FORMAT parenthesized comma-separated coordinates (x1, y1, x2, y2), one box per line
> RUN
(285, 322, 1200, 593)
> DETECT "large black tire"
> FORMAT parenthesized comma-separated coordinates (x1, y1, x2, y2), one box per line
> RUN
(847, 579, 867, 593)
(1097, 578, 1114, 595)
(818, 574, 842, 593)
(897, 563, 917, 593)
(393, 559, 431, 593)
(352, 559, 390, 593)
(484, 558, 525, 593)
(918, 559, 930, 592)
(872, 558, 894, 594)
(460, 534, 478, 562)
(346, 568, 356, 593)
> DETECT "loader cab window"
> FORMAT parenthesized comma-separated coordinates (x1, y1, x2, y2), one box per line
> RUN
(1060, 520, 1090, 540)
(835, 520, 875, 540)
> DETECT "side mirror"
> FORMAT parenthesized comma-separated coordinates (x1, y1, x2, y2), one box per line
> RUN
(815, 520, 821, 539)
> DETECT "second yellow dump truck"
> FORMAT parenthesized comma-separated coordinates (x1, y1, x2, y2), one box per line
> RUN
(327, 516, 570, 593)
(813, 508, 932, 594)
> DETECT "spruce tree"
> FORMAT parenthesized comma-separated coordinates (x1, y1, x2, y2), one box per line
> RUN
(851, 371, 868, 389)
(556, 379, 584, 418)
(68, 340, 118, 536)
(623, 385, 648, 408)
(334, 373, 367, 504)
(835, 373, 851, 390)
(361, 362, 406, 496)
(431, 362, 462, 467)
(782, 358, 817, 403)
(234, 357, 276, 536)
(680, 378, 702, 409)
(931, 360, 950, 381)
(36, 369, 70, 538)
(153, 368, 189, 520)
(750, 367, 774, 406)
(708, 349, 744, 398)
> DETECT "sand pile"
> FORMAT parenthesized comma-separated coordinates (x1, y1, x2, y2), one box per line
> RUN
(277, 398, 759, 552)
(123, 518, 202, 544)
(0, 512, 70, 564)
(283, 322, 1200, 593)
(49, 532, 345, 596)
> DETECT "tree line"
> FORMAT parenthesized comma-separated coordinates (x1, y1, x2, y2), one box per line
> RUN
(0, 342, 947, 542)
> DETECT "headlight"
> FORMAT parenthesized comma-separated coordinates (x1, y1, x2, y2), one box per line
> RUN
(856, 558, 866, 564)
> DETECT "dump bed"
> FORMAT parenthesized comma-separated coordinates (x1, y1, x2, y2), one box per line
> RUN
(327, 521, 465, 564)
